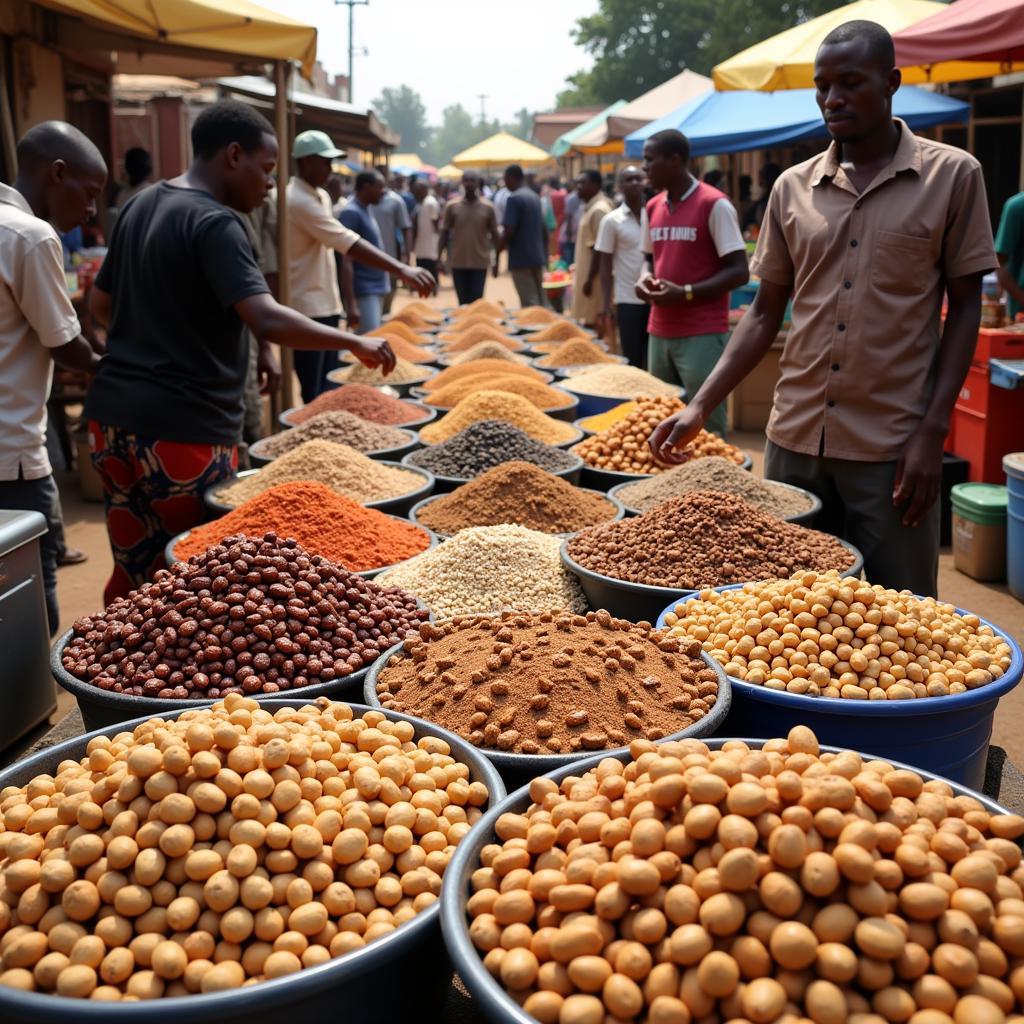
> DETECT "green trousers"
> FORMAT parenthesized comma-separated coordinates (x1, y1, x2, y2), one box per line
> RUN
(648, 332, 729, 438)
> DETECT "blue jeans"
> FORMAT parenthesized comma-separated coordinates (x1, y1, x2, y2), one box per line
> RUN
(294, 315, 341, 404)
(356, 293, 383, 335)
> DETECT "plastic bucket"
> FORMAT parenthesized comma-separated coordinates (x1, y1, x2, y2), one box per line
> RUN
(576, 454, 754, 494)
(247, 427, 419, 468)
(406, 487, 625, 539)
(655, 591, 1022, 789)
(164, 518, 439, 580)
(0, 700, 505, 1024)
(278, 402, 437, 431)
(325, 367, 437, 397)
(440, 738, 1015, 1024)
(363, 641, 731, 790)
(1004, 452, 1024, 601)
(608, 477, 822, 524)
(203, 463, 435, 520)
(400, 449, 584, 494)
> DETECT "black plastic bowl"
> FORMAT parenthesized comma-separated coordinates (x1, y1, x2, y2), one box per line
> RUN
(399, 449, 584, 494)
(247, 426, 419, 467)
(405, 486, 626, 539)
(0, 700, 505, 1024)
(203, 463, 435, 519)
(609, 477, 823, 525)
(575, 453, 755, 492)
(419, 422, 585, 452)
(325, 366, 437, 398)
(439, 739, 1015, 1024)
(279, 401, 437, 431)
(164, 518, 439, 580)
(363, 640, 731, 790)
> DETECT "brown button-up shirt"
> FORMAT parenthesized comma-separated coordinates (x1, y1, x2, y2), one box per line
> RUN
(750, 119, 995, 462)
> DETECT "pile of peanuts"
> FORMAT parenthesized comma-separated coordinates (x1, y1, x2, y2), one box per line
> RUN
(466, 726, 1024, 1024)
(662, 571, 1015, 699)
(0, 696, 490, 1001)
(572, 398, 745, 475)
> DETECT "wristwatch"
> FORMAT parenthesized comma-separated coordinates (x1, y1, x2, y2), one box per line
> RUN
(684, 284, 694, 301)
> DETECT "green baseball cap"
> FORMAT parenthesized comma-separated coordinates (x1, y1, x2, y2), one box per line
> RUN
(292, 130, 346, 159)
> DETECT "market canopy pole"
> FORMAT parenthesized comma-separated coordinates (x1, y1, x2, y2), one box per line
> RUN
(275, 59, 295, 415)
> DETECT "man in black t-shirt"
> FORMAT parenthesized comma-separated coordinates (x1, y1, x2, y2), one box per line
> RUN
(86, 101, 430, 603)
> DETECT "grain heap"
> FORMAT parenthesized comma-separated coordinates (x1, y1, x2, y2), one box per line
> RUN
(395, 299, 442, 320)
(342, 333, 435, 363)
(374, 610, 719, 754)
(175, 482, 431, 571)
(454, 299, 506, 319)
(464, 723, 1024, 1024)
(534, 338, 620, 368)
(439, 330, 522, 353)
(366, 321, 429, 345)
(419, 392, 580, 445)
(567, 491, 856, 590)
(254, 412, 411, 459)
(513, 305, 561, 325)
(579, 401, 639, 432)
(387, 308, 435, 330)
(376, 525, 586, 619)
(213, 440, 425, 508)
(415, 462, 617, 535)
(573, 397, 746, 474)
(619, 457, 815, 518)
(289, 384, 426, 426)
(448, 341, 531, 366)
(422, 359, 549, 391)
(0, 696, 491, 1001)
(332, 356, 430, 387)
(62, 534, 429, 697)
(663, 569, 1015, 699)
(562, 364, 681, 399)
(424, 375, 572, 411)
(406, 422, 579, 479)
(527, 320, 590, 343)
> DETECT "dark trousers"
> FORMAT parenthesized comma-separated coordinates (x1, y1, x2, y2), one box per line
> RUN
(293, 315, 341, 404)
(0, 472, 61, 635)
(416, 257, 439, 282)
(452, 268, 487, 305)
(616, 303, 650, 370)
(764, 440, 940, 596)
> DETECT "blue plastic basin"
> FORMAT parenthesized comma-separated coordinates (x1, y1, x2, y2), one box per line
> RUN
(1005, 452, 1024, 602)
(655, 590, 1023, 789)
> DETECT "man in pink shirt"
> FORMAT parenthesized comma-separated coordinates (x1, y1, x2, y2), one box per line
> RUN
(637, 129, 749, 437)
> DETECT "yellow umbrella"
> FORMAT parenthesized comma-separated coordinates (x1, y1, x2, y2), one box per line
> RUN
(390, 152, 424, 171)
(437, 164, 462, 178)
(34, 0, 317, 75)
(713, 0, 960, 91)
(452, 132, 551, 170)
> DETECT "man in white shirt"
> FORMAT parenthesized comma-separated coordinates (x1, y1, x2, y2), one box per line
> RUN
(0, 122, 107, 634)
(286, 131, 433, 401)
(412, 178, 441, 283)
(595, 165, 649, 368)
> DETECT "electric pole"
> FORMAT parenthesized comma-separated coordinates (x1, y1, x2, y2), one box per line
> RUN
(477, 93, 488, 124)
(335, 0, 369, 102)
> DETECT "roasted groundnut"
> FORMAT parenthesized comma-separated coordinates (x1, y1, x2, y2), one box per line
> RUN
(0, 697, 489, 1000)
(464, 727, 1024, 1023)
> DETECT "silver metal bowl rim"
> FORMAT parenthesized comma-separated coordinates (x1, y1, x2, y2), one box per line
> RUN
(439, 737, 1016, 1024)
(0, 700, 505, 1022)
(247, 425, 419, 465)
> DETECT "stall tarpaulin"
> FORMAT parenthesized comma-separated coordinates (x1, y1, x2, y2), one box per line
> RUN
(712, 0, 954, 91)
(551, 101, 627, 157)
(452, 132, 551, 170)
(32, 0, 317, 76)
(624, 85, 969, 158)
(893, 0, 1024, 76)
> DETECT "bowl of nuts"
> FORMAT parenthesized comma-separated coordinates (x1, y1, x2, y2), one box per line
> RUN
(51, 534, 432, 731)
(657, 574, 1024, 789)
(0, 696, 505, 1023)
(441, 726, 1024, 1024)
(362, 611, 731, 790)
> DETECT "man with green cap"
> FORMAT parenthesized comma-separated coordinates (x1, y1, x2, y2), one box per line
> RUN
(286, 129, 434, 401)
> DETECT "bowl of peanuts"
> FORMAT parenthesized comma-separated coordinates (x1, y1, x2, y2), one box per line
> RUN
(656, 574, 1024, 789)
(441, 725, 1024, 1024)
(0, 696, 505, 1023)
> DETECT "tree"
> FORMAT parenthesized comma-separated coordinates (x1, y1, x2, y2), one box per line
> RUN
(424, 105, 502, 166)
(503, 108, 534, 142)
(556, 0, 849, 106)
(371, 85, 429, 155)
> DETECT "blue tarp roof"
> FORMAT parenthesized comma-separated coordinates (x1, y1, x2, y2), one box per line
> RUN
(624, 86, 969, 158)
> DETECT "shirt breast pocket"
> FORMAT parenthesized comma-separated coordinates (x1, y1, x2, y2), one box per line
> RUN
(871, 231, 935, 296)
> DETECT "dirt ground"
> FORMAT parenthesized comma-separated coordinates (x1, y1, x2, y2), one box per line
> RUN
(40, 271, 1024, 765)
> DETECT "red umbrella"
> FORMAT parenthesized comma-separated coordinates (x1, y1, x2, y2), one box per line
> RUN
(893, 0, 1024, 69)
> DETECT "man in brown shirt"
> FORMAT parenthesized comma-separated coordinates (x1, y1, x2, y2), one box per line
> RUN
(439, 173, 499, 305)
(650, 20, 995, 595)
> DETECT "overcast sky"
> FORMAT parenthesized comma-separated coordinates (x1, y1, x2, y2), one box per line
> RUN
(258, 0, 596, 123)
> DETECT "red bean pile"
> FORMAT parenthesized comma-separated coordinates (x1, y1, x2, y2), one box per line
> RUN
(62, 534, 429, 699)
